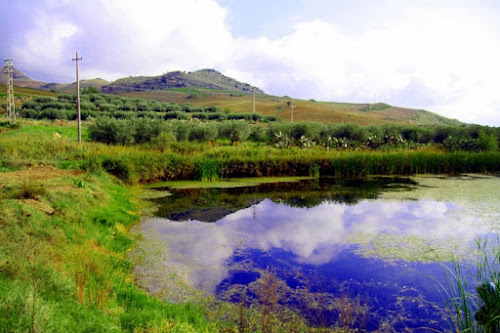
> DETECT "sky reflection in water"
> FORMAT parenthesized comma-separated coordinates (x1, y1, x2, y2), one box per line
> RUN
(137, 175, 500, 330)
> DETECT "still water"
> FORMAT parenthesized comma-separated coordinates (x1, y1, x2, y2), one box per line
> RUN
(135, 175, 500, 331)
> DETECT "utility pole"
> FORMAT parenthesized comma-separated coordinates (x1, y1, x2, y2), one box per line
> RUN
(290, 100, 294, 123)
(252, 87, 256, 113)
(72, 52, 82, 143)
(3, 59, 15, 124)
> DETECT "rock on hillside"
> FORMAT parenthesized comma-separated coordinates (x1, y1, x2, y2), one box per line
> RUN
(102, 69, 264, 95)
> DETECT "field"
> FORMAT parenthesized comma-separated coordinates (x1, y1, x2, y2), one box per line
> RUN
(123, 90, 462, 126)
(1, 84, 499, 331)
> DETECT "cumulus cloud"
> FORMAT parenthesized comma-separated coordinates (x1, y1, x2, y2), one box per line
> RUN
(1, 0, 499, 125)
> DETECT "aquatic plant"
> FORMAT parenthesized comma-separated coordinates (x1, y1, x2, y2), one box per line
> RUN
(432, 238, 500, 332)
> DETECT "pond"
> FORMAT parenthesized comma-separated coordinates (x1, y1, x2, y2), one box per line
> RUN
(134, 174, 500, 331)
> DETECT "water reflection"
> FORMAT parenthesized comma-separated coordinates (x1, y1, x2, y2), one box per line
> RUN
(136, 175, 500, 330)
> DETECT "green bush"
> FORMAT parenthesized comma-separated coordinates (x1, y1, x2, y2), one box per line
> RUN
(477, 131, 499, 152)
(134, 119, 166, 144)
(169, 121, 191, 141)
(164, 111, 189, 120)
(207, 112, 227, 121)
(88, 118, 136, 145)
(218, 121, 251, 143)
(250, 125, 268, 142)
(192, 112, 208, 120)
(189, 123, 218, 142)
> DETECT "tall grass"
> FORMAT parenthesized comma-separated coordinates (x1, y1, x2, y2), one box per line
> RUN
(2, 126, 499, 184)
(432, 238, 500, 332)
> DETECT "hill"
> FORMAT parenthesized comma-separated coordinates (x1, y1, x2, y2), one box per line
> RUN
(0, 66, 46, 89)
(122, 90, 462, 126)
(41, 78, 110, 94)
(1, 66, 463, 126)
(101, 69, 263, 95)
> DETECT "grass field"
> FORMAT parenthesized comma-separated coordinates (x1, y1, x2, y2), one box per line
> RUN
(1, 119, 499, 332)
(121, 90, 461, 126)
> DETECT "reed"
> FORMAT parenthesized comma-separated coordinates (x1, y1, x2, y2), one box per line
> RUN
(432, 238, 500, 332)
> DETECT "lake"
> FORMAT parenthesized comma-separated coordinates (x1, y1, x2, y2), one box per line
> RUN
(134, 174, 500, 331)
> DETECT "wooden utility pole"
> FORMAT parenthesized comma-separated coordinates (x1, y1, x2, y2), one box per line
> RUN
(72, 52, 82, 143)
(252, 87, 256, 113)
(290, 100, 294, 123)
(3, 59, 15, 124)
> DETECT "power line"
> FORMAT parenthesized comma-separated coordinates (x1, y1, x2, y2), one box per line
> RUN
(3, 59, 15, 124)
(72, 52, 82, 143)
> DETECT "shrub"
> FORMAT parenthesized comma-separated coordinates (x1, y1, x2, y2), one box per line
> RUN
(80, 102, 96, 110)
(169, 121, 191, 141)
(262, 115, 282, 123)
(250, 125, 268, 142)
(134, 119, 166, 144)
(189, 123, 218, 142)
(207, 112, 227, 121)
(477, 131, 499, 152)
(88, 118, 136, 145)
(165, 104, 182, 112)
(99, 103, 118, 112)
(164, 111, 189, 121)
(119, 103, 137, 112)
(192, 112, 208, 120)
(205, 105, 222, 113)
(290, 122, 323, 142)
(218, 121, 251, 143)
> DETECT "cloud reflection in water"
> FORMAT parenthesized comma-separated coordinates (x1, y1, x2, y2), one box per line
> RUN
(138, 195, 493, 294)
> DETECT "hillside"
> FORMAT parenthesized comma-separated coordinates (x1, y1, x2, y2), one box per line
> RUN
(41, 78, 110, 94)
(102, 69, 264, 95)
(0, 66, 46, 89)
(1, 66, 463, 126)
(122, 90, 462, 126)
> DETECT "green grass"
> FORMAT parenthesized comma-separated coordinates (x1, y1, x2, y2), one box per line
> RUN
(0, 169, 221, 332)
(1, 120, 499, 331)
(431, 238, 500, 332)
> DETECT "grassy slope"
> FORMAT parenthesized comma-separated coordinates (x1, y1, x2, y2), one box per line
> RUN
(1, 82, 461, 126)
(0, 125, 223, 333)
(123, 90, 461, 126)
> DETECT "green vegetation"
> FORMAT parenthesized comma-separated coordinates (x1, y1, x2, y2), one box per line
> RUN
(432, 239, 500, 332)
(2, 96, 500, 331)
(0, 168, 220, 332)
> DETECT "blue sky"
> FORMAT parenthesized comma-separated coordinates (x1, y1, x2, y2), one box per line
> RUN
(1, 0, 500, 125)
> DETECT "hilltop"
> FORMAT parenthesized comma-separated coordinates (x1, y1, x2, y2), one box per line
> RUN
(101, 69, 263, 95)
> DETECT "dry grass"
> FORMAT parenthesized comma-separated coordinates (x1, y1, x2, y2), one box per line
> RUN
(121, 90, 450, 126)
(0, 165, 82, 185)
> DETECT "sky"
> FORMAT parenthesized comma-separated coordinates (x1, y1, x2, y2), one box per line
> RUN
(1, 0, 500, 126)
